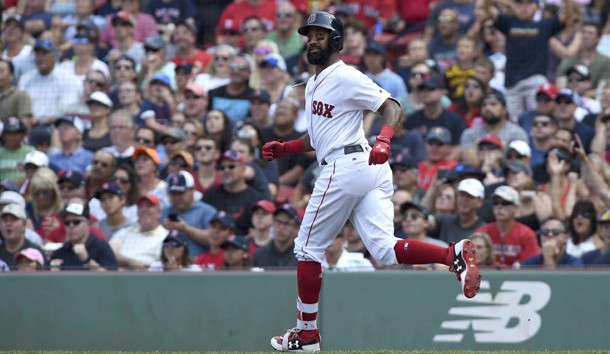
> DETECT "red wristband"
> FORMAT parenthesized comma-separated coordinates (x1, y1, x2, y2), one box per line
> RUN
(379, 126, 395, 139)
(284, 139, 305, 154)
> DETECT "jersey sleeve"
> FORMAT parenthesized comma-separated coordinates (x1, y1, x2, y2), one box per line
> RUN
(340, 67, 391, 113)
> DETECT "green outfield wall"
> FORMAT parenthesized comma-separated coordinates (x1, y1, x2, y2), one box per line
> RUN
(1, 270, 609, 351)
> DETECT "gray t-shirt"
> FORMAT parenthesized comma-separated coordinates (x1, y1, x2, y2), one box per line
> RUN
(460, 122, 529, 150)
(432, 214, 485, 244)
(94, 219, 137, 242)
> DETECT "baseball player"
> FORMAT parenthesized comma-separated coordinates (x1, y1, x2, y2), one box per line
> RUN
(262, 11, 481, 352)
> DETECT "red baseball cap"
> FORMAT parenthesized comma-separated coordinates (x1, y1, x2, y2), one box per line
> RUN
(218, 150, 246, 165)
(136, 194, 160, 206)
(252, 200, 276, 214)
(478, 133, 503, 149)
(536, 83, 558, 99)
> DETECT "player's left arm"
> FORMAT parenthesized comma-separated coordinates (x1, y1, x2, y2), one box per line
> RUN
(377, 98, 402, 131)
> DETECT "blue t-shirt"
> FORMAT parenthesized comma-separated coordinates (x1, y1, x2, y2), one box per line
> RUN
(162, 200, 217, 256)
(208, 85, 253, 124)
(48, 147, 94, 175)
(144, 0, 196, 24)
(428, 38, 457, 74)
(496, 14, 563, 87)
(138, 99, 172, 127)
(522, 253, 584, 267)
(23, 12, 54, 34)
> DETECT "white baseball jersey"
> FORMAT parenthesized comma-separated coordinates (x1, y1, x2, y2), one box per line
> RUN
(305, 60, 391, 164)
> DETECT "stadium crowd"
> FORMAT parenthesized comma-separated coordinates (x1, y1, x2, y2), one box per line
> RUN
(2, 0, 610, 272)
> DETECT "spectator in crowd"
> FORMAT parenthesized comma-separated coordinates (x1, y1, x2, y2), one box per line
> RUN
(61, 0, 105, 42)
(246, 200, 275, 257)
(249, 38, 280, 91)
(428, 7, 460, 73)
(159, 128, 187, 169)
(109, 164, 140, 220)
(242, 16, 271, 58)
(252, 204, 300, 269)
(59, 28, 110, 85)
(149, 232, 201, 272)
(546, 4, 583, 84)
(49, 202, 117, 270)
(19, 150, 49, 199)
(134, 127, 157, 155)
(339, 18, 368, 67)
(322, 230, 374, 272)
(557, 21, 610, 90)
(192, 135, 223, 193)
(564, 65, 601, 115)
(262, 98, 312, 186)
(21, 0, 58, 38)
(476, 185, 540, 267)
(106, 12, 146, 66)
(101, 0, 158, 48)
(85, 150, 116, 199)
(476, 22, 506, 94)
(504, 160, 552, 231)
(0, 59, 32, 122)
(181, 120, 203, 157)
(0, 204, 45, 269)
(266, 1, 301, 60)
(522, 217, 583, 268)
(217, 0, 276, 42)
(193, 44, 236, 91)
(49, 116, 94, 175)
(166, 150, 195, 177)
(482, 0, 574, 118)
(145, 0, 196, 28)
(469, 231, 496, 267)
(110, 194, 168, 268)
(341, 220, 367, 254)
(117, 80, 142, 123)
(93, 182, 136, 240)
(170, 21, 212, 73)
(443, 35, 476, 101)
(162, 171, 217, 257)
(554, 88, 595, 152)
(1, 17, 35, 80)
(230, 138, 273, 199)
(518, 83, 558, 138)
(258, 53, 292, 104)
(566, 200, 600, 258)
(222, 235, 251, 269)
(405, 73, 465, 161)
(103, 110, 136, 166)
(208, 54, 254, 124)
(248, 89, 273, 129)
(476, 133, 504, 184)
(133, 146, 169, 208)
(447, 75, 486, 128)
(202, 109, 233, 152)
(425, 0, 475, 40)
(139, 73, 176, 134)
(141, 34, 176, 90)
(26, 167, 62, 231)
(431, 178, 485, 244)
(18, 40, 80, 124)
(581, 210, 610, 266)
(62, 68, 110, 118)
(203, 150, 264, 235)
(194, 211, 235, 270)
(0, 117, 33, 184)
(417, 127, 458, 191)
(362, 42, 408, 108)
(83, 91, 113, 151)
(14, 247, 45, 271)
(460, 92, 529, 167)
(182, 84, 208, 122)
(109, 55, 137, 104)
(396, 39, 431, 91)
(529, 113, 559, 167)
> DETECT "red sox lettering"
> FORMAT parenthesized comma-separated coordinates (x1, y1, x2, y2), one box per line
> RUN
(311, 100, 335, 118)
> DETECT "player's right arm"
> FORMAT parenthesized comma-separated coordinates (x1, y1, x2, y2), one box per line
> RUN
(262, 132, 314, 161)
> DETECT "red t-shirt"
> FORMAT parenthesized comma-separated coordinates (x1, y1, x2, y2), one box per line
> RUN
(217, 0, 276, 33)
(344, 0, 396, 29)
(191, 170, 223, 193)
(476, 221, 541, 266)
(39, 214, 106, 243)
(195, 250, 225, 270)
(171, 50, 213, 74)
(398, 0, 436, 23)
(417, 159, 458, 190)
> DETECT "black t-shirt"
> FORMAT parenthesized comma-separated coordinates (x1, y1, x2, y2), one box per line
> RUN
(496, 14, 562, 87)
(50, 234, 118, 270)
(202, 185, 263, 235)
(404, 108, 466, 145)
(260, 127, 313, 180)
(0, 238, 45, 269)
(252, 241, 298, 269)
(83, 130, 112, 152)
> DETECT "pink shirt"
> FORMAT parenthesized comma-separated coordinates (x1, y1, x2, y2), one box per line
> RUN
(101, 12, 158, 48)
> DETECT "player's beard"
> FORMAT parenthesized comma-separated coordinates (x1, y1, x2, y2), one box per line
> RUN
(482, 113, 502, 125)
(307, 45, 333, 65)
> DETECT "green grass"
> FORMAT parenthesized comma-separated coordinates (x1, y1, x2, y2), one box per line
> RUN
(2, 351, 610, 354)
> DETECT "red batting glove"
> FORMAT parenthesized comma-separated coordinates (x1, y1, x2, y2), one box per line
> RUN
(262, 140, 286, 161)
(368, 126, 394, 165)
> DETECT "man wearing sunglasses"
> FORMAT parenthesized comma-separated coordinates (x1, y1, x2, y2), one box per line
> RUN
(523, 217, 583, 268)
(208, 55, 254, 123)
(476, 185, 540, 267)
(170, 21, 212, 74)
(49, 203, 117, 271)
(266, 2, 301, 59)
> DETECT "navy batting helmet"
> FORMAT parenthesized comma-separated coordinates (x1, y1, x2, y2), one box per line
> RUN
(298, 11, 344, 52)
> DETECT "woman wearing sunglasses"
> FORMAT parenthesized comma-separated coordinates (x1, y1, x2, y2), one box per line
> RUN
(193, 44, 236, 91)
(109, 164, 141, 221)
(148, 233, 201, 272)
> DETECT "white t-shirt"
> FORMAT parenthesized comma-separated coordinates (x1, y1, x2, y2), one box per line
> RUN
(322, 250, 375, 272)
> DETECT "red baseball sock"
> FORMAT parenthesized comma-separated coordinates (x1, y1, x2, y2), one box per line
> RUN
(394, 239, 450, 265)
(296, 261, 322, 332)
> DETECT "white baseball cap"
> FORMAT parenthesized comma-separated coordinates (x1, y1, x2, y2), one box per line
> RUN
(1, 203, 27, 220)
(493, 185, 520, 206)
(87, 91, 113, 108)
(24, 150, 49, 168)
(0, 191, 26, 208)
(457, 178, 484, 199)
(507, 140, 531, 158)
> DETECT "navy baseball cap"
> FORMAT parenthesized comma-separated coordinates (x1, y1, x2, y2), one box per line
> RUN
(250, 89, 271, 104)
(163, 233, 188, 247)
(400, 201, 429, 218)
(420, 74, 444, 90)
(34, 40, 55, 52)
(454, 163, 486, 181)
(425, 127, 451, 145)
(57, 170, 84, 187)
(483, 91, 507, 107)
(2, 116, 27, 133)
(167, 171, 195, 192)
(221, 235, 248, 251)
(94, 182, 124, 199)
(210, 211, 236, 229)
(218, 150, 246, 165)
(389, 155, 417, 171)
(364, 41, 387, 57)
(275, 204, 302, 224)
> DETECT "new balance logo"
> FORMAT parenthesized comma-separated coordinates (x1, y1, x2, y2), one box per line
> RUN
(434, 281, 551, 343)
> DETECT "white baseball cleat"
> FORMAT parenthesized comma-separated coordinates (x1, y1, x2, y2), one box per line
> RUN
(271, 327, 321, 352)
(449, 239, 481, 298)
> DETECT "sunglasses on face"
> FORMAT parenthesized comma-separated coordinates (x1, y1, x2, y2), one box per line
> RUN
(163, 139, 179, 145)
(533, 120, 552, 127)
(506, 152, 525, 159)
(110, 176, 130, 184)
(438, 15, 455, 23)
(163, 241, 184, 248)
(403, 212, 422, 221)
(410, 72, 427, 79)
(276, 12, 294, 18)
(230, 63, 248, 71)
(135, 136, 152, 144)
(568, 75, 586, 83)
(216, 164, 237, 171)
(254, 47, 272, 55)
(540, 228, 563, 236)
(214, 55, 230, 62)
(242, 26, 263, 33)
(73, 37, 90, 44)
(573, 211, 593, 219)
(196, 144, 214, 151)
(185, 94, 202, 100)
(492, 199, 514, 206)
(145, 46, 161, 53)
(87, 79, 105, 87)
(65, 219, 84, 227)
